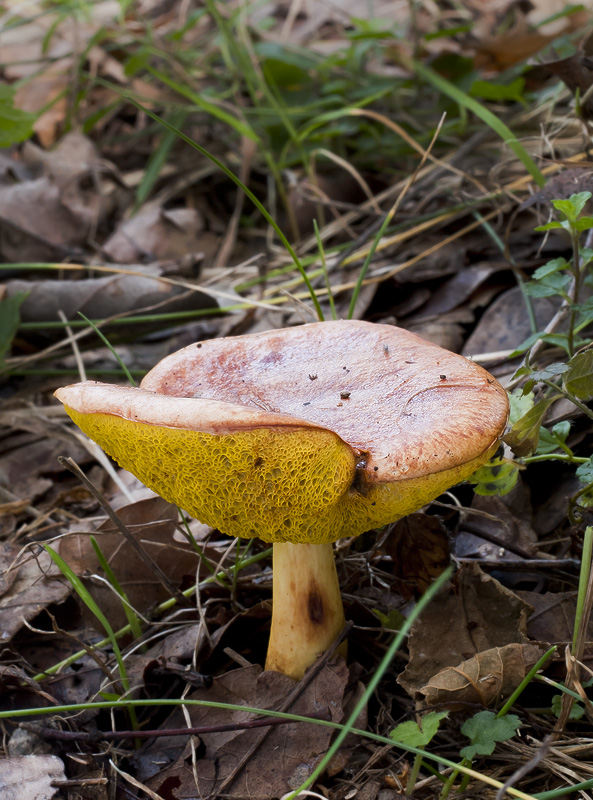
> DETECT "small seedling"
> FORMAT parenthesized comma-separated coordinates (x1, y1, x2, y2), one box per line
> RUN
(390, 710, 449, 796)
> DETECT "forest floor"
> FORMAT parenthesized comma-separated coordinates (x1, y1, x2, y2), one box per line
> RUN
(2, 1, 593, 799)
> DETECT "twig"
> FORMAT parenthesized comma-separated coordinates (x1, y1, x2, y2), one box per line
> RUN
(19, 715, 301, 742)
(495, 734, 554, 800)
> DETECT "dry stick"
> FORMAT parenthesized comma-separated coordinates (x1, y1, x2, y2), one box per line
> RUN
(4, 283, 199, 373)
(20, 715, 304, 742)
(457, 557, 579, 574)
(494, 734, 555, 800)
(295, 153, 591, 301)
(216, 621, 354, 797)
(58, 456, 189, 608)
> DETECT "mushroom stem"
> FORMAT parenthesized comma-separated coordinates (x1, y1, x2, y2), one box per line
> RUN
(265, 541, 346, 680)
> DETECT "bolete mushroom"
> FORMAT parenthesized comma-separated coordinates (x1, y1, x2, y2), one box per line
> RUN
(54, 320, 508, 679)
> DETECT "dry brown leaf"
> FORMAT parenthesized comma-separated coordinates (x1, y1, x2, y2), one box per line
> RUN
(0, 177, 89, 261)
(5, 268, 216, 324)
(462, 286, 560, 358)
(0, 755, 66, 800)
(0, 545, 70, 644)
(520, 168, 593, 211)
(398, 563, 534, 699)
(455, 491, 538, 562)
(384, 513, 450, 599)
(14, 65, 71, 148)
(59, 496, 203, 631)
(520, 590, 582, 646)
(419, 642, 546, 708)
(139, 662, 349, 800)
(539, 31, 593, 119)
(410, 263, 503, 320)
(103, 206, 205, 263)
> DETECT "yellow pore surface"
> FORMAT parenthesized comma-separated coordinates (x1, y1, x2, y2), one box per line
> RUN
(64, 407, 495, 544)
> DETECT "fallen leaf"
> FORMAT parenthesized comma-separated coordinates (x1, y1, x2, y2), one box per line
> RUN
(22, 132, 103, 185)
(398, 563, 534, 699)
(519, 169, 593, 212)
(103, 206, 205, 263)
(419, 643, 545, 708)
(0, 755, 66, 800)
(456, 492, 538, 561)
(139, 662, 349, 799)
(0, 177, 89, 262)
(5, 268, 216, 324)
(14, 62, 71, 148)
(384, 513, 450, 599)
(519, 590, 583, 646)
(59, 496, 203, 631)
(0, 544, 70, 644)
(539, 32, 593, 119)
(410, 263, 504, 319)
(462, 287, 561, 358)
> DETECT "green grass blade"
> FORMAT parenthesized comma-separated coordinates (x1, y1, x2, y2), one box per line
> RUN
(126, 98, 324, 320)
(134, 109, 187, 209)
(347, 208, 394, 319)
(313, 220, 337, 321)
(573, 525, 593, 652)
(1, 697, 538, 798)
(77, 312, 136, 385)
(412, 61, 545, 188)
(90, 536, 143, 642)
(146, 65, 259, 142)
(287, 566, 454, 799)
(45, 545, 130, 693)
(497, 646, 557, 717)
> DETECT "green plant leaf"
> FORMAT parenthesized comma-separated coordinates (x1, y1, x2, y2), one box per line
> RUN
(468, 457, 519, 496)
(0, 85, 36, 147)
(536, 421, 572, 455)
(460, 710, 521, 760)
(551, 693, 584, 720)
(390, 711, 449, 748)
(532, 257, 568, 279)
(574, 216, 593, 232)
(552, 192, 591, 221)
(505, 396, 557, 456)
(373, 608, 405, 630)
(0, 291, 28, 366)
(508, 389, 534, 422)
(469, 77, 525, 103)
(528, 363, 569, 382)
(534, 221, 567, 232)
(563, 350, 593, 400)
(581, 246, 593, 266)
(576, 457, 593, 486)
(525, 272, 571, 298)
(511, 331, 573, 358)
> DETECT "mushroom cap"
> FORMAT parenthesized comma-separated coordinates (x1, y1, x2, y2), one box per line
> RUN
(55, 320, 508, 544)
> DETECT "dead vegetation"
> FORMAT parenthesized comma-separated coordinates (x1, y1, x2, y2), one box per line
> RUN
(2, 1, 593, 799)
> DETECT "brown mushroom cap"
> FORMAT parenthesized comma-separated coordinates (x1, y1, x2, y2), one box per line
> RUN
(55, 320, 508, 544)
(141, 320, 508, 484)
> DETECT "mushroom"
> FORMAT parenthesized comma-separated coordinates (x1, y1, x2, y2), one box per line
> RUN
(54, 320, 508, 679)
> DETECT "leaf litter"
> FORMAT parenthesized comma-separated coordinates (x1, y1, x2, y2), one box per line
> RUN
(2, 0, 593, 798)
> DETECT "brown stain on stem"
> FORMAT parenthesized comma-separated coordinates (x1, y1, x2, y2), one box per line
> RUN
(307, 582, 325, 626)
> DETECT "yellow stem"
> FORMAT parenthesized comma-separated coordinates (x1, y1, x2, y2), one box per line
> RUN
(265, 541, 346, 679)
